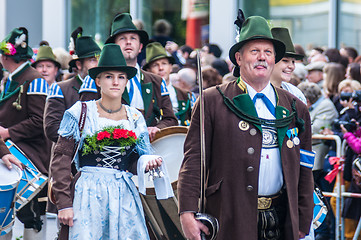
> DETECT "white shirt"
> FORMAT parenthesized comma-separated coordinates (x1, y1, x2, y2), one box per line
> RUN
(167, 83, 179, 113)
(281, 81, 307, 105)
(126, 64, 144, 110)
(245, 81, 283, 196)
(8, 61, 30, 81)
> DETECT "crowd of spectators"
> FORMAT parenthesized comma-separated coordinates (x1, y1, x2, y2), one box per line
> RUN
(2, 17, 361, 240)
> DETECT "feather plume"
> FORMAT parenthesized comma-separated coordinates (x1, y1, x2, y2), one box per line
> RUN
(71, 27, 83, 41)
(234, 9, 245, 42)
(234, 9, 245, 30)
(69, 27, 83, 55)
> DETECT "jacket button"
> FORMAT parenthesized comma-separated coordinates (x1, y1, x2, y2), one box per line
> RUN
(247, 185, 253, 191)
(247, 166, 254, 172)
(250, 128, 257, 136)
(247, 147, 255, 155)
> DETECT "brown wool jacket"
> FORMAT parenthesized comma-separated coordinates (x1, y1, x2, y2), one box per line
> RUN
(0, 65, 51, 175)
(178, 80, 314, 239)
(80, 69, 177, 129)
(44, 76, 82, 143)
(0, 138, 10, 158)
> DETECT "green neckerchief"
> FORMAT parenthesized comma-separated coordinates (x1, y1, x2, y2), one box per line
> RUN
(216, 79, 299, 129)
(218, 77, 305, 151)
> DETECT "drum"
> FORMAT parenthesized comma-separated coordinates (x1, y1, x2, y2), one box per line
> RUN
(134, 126, 188, 240)
(5, 140, 48, 210)
(148, 126, 187, 191)
(0, 160, 22, 236)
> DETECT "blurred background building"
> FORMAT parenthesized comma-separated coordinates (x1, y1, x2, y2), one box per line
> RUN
(1, 0, 361, 59)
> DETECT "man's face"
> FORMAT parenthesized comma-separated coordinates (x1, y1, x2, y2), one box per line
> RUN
(272, 57, 295, 83)
(148, 58, 172, 82)
(35, 60, 58, 85)
(235, 39, 275, 84)
(114, 33, 143, 64)
(307, 70, 323, 83)
(78, 57, 98, 78)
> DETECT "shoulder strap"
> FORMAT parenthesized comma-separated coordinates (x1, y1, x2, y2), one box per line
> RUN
(78, 102, 87, 137)
(71, 102, 87, 164)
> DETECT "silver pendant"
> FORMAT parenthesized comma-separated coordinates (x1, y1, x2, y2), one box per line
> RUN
(293, 136, 300, 146)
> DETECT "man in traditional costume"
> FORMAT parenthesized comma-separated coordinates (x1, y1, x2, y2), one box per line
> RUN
(143, 42, 195, 126)
(44, 29, 101, 143)
(178, 16, 314, 240)
(0, 27, 50, 240)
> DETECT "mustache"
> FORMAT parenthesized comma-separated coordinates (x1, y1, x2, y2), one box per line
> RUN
(253, 61, 268, 68)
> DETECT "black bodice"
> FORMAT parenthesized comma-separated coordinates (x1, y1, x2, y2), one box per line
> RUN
(79, 144, 139, 171)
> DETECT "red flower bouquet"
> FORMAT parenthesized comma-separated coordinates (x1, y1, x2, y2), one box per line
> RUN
(82, 125, 138, 155)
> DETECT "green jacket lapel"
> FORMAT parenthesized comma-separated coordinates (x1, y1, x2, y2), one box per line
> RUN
(122, 90, 130, 105)
(273, 87, 290, 150)
(276, 105, 290, 150)
(141, 82, 153, 116)
(233, 94, 261, 131)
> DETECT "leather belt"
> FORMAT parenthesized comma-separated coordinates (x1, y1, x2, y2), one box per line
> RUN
(258, 190, 285, 210)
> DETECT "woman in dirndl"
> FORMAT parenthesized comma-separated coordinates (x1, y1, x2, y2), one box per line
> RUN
(51, 43, 165, 240)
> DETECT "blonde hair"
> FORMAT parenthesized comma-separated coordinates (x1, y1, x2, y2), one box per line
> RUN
(338, 79, 361, 92)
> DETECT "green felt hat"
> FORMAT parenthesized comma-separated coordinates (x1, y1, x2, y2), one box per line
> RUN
(32, 45, 61, 68)
(271, 27, 304, 60)
(229, 16, 285, 66)
(69, 36, 101, 69)
(143, 42, 175, 70)
(88, 43, 137, 80)
(0, 27, 33, 62)
(105, 13, 149, 45)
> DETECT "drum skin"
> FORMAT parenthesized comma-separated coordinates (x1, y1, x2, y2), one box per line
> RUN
(148, 126, 188, 193)
(5, 140, 48, 210)
(0, 160, 21, 236)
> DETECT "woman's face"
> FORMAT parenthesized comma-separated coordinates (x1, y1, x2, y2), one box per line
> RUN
(96, 70, 127, 99)
(273, 57, 295, 82)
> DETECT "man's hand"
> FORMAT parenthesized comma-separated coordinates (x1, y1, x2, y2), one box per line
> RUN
(2, 153, 23, 170)
(180, 212, 210, 240)
(148, 127, 160, 142)
(0, 126, 10, 140)
(58, 208, 74, 227)
(320, 128, 334, 135)
(299, 231, 306, 239)
(340, 124, 348, 134)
